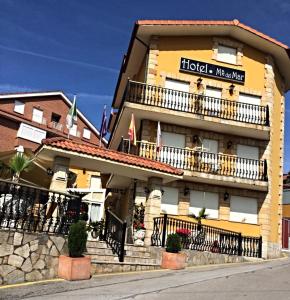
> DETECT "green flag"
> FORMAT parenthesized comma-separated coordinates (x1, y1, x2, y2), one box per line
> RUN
(66, 95, 77, 129)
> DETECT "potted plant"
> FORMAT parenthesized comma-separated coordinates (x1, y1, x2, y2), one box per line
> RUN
(133, 221, 146, 246)
(161, 233, 187, 270)
(176, 228, 191, 248)
(58, 220, 91, 281)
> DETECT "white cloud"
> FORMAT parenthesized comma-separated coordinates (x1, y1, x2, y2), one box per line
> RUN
(0, 83, 35, 93)
(0, 44, 119, 74)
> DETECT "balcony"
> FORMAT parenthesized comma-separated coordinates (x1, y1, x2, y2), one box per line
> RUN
(119, 80, 270, 140)
(119, 139, 268, 190)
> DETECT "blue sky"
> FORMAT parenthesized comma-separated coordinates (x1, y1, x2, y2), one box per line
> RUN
(1, 0, 290, 170)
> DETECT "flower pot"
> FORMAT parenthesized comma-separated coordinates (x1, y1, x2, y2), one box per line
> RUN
(161, 251, 187, 270)
(58, 255, 91, 281)
(133, 229, 146, 246)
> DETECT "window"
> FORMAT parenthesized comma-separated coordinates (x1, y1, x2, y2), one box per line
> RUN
(90, 176, 101, 189)
(238, 93, 262, 124)
(190, 190, 219, 219)
(161, 187, 179, 215)
(51, 113, 61, 123)
(160, 132, 186, 169)
(204, 87, 222, 116)
(217, 45, 237, 64)
(14, 100, 25, 114)
(237, 144, 259, 180)
(230, 196, 258, 224)
(17, 123, 46, 143)
(89, 203, 101, 223)
(69, 124, 77, 136)
(83, 128, 91, 139)
(164, 79, 190, 111)
(201, 138, 219, 172)
(32, 108, 43, 124)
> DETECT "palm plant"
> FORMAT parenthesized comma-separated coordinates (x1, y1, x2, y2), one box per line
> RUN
(9, 154, 33, 183)
(191, 207, 208, 231)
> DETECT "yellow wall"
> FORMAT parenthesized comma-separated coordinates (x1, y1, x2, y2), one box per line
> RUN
(155, 36, 265, 92)
(69, 167, 101, 189)
(171, 215, 261, 237)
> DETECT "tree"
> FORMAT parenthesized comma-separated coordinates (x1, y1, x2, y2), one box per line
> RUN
(9, 154, 33, 183)
(191, 207, 208, 231)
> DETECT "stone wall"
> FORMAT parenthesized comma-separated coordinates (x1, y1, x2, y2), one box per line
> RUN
(0, 229, 67, 285)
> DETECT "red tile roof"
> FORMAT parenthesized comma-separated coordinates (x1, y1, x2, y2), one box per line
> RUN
(41, 137, 183, 176)
(136, 19, 289, 49)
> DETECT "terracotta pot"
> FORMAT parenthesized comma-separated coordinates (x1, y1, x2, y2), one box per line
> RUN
(58, 255, 91, 281)
(161, 251, 187, 270)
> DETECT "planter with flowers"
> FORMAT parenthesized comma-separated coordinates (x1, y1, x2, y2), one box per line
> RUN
(161, 233, 187, 270)
(133, 221, 146, 246)
(58, 220, 91, 281)
(176, 228, 191, 248)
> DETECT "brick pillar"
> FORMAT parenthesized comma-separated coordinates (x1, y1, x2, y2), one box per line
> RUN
(144, 177, 162, 246)
(49, 156, 70, 192)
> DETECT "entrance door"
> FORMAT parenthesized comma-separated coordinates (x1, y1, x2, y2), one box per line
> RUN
(238, 93, 261, 123)
(164, 79, 190, 111)
(160, 132, 186, 168)
(237, 144, 259, 179)
(204, 87, 222, 116)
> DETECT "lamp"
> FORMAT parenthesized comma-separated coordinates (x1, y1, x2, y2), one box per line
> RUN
(229, 84, 235, 95)
(197, 77, 203, 89)
(227, 140, 233, 149)
(184, 187, 190, 196)
(46, 168, 54, 176)
(224, 192, 230, 201)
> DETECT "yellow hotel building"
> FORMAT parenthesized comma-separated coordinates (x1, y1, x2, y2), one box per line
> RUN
(107, 20, 290, 258)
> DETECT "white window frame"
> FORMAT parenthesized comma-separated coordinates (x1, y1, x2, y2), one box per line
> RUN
(17, 123, 47, 144)
(217, 45, 237, 65)
(189, 190, 219, 219)
(69, 124, 77, 136)
(32, 108, 43, 124)
(14, 100, 25, 114)
(83, 128, 91, 139)
(90, 175, 101, 189)
(230, 196, 258, 224)
(161, 187, 179, 215)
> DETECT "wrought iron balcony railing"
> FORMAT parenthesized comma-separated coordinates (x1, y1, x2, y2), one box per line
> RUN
(124, 80, 269, 126)
(119, 139, 267, 181)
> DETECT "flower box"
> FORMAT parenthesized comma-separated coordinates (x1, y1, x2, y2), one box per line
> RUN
(161, 251, 187, 270)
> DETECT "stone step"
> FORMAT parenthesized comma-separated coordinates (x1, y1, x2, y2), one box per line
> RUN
(124, 256, 157, 264)
(91, 260, 160, 275)
(86, 247, 115, 256)
(86, 240, 109, 249)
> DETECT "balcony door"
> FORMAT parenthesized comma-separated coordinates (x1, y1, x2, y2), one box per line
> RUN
(160, 132, 185, 169)
(238, 93, 261, 124)
(164, 79, 190, 112)
(200, 138, 219, 173)
(204, 87, 222, 116)
(236, 144, 259, 179)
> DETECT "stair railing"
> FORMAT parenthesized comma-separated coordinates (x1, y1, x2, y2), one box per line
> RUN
(104, 209, 127, 262)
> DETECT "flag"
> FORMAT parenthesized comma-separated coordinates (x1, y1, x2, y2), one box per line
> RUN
(100, 105, 108, 139)
(66, 95, 77, 129)
(128, 113, 136, 146)
(156, 121, 162, 152)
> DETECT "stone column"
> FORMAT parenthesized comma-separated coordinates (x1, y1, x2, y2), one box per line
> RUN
(144, 177, 163, 246)
(49, 156, 70, 192)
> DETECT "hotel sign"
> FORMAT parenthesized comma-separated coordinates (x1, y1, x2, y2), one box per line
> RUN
(180, 57, 245, 84)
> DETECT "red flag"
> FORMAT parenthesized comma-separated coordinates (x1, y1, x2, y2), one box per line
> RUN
(128, 113, 136, 146)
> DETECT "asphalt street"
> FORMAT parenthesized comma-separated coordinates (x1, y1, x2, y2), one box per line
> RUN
(1, 258, 290, 300)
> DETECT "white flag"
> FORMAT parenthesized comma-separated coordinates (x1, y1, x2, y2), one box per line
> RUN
(156, 121, 162, 152)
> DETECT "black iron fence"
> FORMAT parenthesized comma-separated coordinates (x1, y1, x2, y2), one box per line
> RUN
(0, 179, 81, 235)
(104, 209, 127, 262)
(120, 139, 267, 181)
(124, 80, 269, 126)
(151, 215, 262, 258)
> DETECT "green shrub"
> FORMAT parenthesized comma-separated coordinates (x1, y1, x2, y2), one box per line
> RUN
(166, 233, 181, 253)
(68, 221, 88, 257)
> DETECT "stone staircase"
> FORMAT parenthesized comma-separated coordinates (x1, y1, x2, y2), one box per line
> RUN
(86, 240, 162, 275)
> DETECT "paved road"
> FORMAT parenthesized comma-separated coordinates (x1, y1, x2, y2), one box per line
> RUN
(1, 258, 290, 300)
